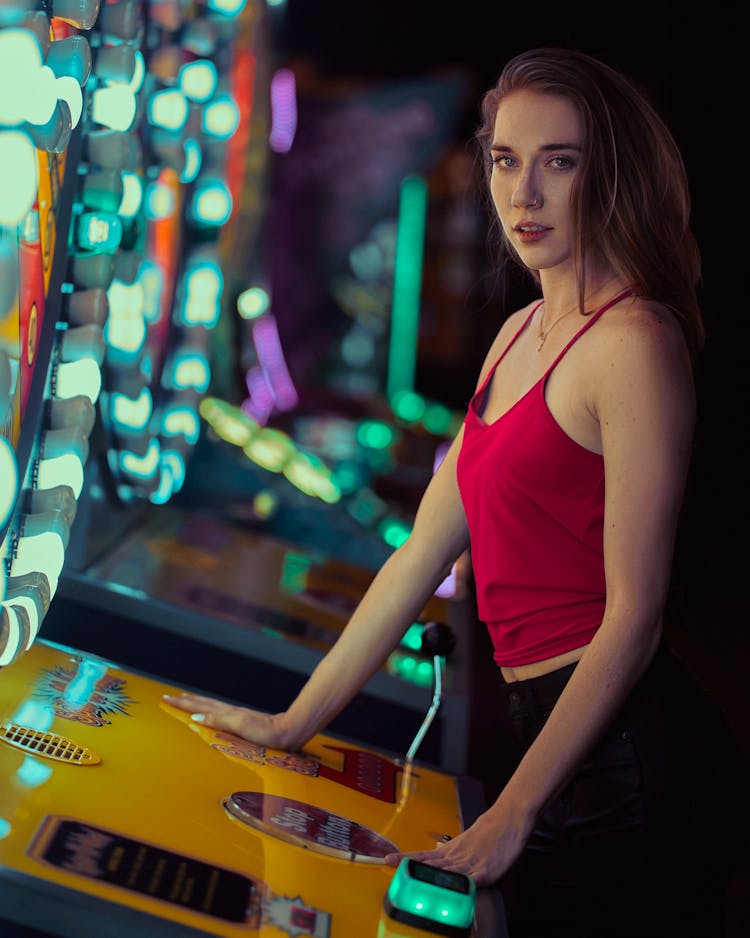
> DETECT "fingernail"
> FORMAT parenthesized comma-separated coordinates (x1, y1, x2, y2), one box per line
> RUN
(191, 713, 205, 723)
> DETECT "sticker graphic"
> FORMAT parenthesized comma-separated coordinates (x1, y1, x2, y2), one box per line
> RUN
(210, 732, 401, 803)
(32, 658, 134, 726)
(263, 892, 331, 937)
(29, 817, 261, 925)
(225, 792, 399, 861)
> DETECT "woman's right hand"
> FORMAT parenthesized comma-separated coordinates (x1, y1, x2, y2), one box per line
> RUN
(162, 691, 298, 750)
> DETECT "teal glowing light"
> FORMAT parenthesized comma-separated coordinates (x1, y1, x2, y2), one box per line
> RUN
(76, 212, 122, 253)
(422, 403, 453, 435)
(148, 88, 189, 132)
(180, 139, 202, 184)
(202, 96, 240, 139)
(16, 755, 53, 788)
(179, 262, 223, 327)
(190, 181, 232, 227)
(386, 175, 427, 401)
(0, 818, 10, 839)
(120, 440, 160, 480)
(390, 389, 426, 424)
(400, 623, 424, 652)
(356, 419, 394, 450)
(178, 60, 218, 103)
(111, 389, 152, 432)
(161, 405, 200, 443)
(379, 517, 412, 549)
(385, 858, 476, 936)
(145, 180, 176, 221)
(237, 286, 270, 320)
(119, 173, 143, 219)
(167, 352, 210, 392)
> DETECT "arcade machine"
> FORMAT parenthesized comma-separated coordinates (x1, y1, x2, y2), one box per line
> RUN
(4, 0, 484, 774)
(0, 4, 509, 935)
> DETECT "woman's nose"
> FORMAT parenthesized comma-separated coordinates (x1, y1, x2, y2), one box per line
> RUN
(512, 175, 542, 209)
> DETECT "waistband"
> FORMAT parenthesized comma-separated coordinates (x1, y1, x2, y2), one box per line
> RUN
(499, 660, 579, 712)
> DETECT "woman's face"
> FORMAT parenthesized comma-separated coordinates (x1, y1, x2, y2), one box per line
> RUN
(490, 89, 583, 275)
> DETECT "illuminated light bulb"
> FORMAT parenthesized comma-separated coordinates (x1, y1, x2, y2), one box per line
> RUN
(54, 75, 83, 128)
(0, 130, 38, 227)
(110, 389, 152, 432)
(80, 169, 125, 214)
(237, 286, 269, 320)
(60, 323, 106, 364)
(167, 352, 210, 392)
(179, 60, 217, 102)
(391, 389, 426, 424)
(75, 210, 122, 254)
(207, 0, 246, 14)
(52, 358, 102, 403)
(137, 262, 164, 324)
(0, 605, 23, 666)
(149, 467, 175, 506)
(22, 98, 72, 153)
(120, 440, 159, 480)
(0, 31, 44, 115)
(180, 138, 202, 184)
(422, 403, 453, 435)
(144, 178, 176, 220)
(179, 262, 223, 326)
(284, 452, 341, 503)
(189, 180, 232, 227)
(269, 68, 297, 153)
(0, 437, 18, 528)
(70, 253, 116, 291)
(244, 429, 295, 473)
(40, 426, 89, 466)
(127, 50, 146, 92)
(105, 279, 146, 356)
(50, 0, 102, 30)
(47, 395, 96, 434)
(199, 397, 258, 447)
(161, 450, 185, 490)
(97, 0, 139, 40)
(201, 95, 239, 139)
(119, 172, 142, 219)
(28, 486, 77, 526)
(161, 405, 199, 443)
(148, 88, 189, 132)
(11, 513, 69, 594)
(90, 84, 137, 132)
(356, 419, 395, 450)
(94, 43, 136, 85)
(35, 452, 84, 499)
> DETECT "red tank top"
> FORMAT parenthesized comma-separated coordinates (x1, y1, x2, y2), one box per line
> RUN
(456, 289, 632, 667)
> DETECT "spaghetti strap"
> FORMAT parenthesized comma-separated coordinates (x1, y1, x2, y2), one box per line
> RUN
(542, 287, 634, 379)
(475, 300, 543, 395)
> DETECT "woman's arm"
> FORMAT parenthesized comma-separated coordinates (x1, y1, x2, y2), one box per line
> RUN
(399, 303, 696, 884)
(164, 425, 471, 749)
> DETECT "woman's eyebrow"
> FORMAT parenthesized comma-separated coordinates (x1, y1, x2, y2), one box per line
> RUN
(489, 142, 582, 151)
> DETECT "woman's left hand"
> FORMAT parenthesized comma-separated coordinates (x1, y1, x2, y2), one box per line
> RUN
(384, 803, 531, 887)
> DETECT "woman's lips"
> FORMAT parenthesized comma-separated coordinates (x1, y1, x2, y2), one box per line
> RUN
(514, 223, 552, 243)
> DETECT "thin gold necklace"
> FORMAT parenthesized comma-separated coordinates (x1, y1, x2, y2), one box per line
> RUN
(536, 303, 578, 351)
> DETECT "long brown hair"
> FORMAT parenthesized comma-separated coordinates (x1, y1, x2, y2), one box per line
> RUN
(476, 47, 704, 356)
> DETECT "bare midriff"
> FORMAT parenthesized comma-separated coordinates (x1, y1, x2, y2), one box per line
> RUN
(500, 643, 589, 683)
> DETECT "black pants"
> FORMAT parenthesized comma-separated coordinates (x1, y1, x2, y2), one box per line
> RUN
(498, 647, 748, 938)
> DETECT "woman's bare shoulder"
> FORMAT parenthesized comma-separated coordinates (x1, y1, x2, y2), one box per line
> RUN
(476, 299, 541, 385)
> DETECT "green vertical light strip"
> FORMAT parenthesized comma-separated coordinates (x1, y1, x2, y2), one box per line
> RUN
(386, 175, 428, 402)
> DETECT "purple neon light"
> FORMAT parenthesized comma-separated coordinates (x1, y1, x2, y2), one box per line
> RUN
(252, 314, 298, 412)
(432, 439, 457, 598)
(269, 68, 297, 153)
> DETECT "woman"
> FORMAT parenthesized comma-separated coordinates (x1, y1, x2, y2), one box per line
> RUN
(166, 49, 742, 936)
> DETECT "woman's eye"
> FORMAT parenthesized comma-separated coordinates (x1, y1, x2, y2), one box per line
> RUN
(490, 155, 514, 168)
(548, 155, 575, 170)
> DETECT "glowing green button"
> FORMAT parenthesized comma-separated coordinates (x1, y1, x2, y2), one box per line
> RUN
(384, 858, 476, 936)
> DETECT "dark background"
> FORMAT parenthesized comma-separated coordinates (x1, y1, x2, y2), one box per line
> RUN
(280, 1, 744, 614)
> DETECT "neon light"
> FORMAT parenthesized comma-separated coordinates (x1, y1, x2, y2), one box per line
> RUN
(202, 96, 240, 139)
(148, 88, 189, 132)
(167, 352, 210, 392)
(180, 262, 223, 327)
(237, 286, 269, 320)
(53, 359, 101, 404)
(111, 389, 152, 432)
(35, 453, 84, 499)
(252, 314, 298, 412)
(391, 389, 426, 424)
(0, 131, 39, 226)
(269, 68, 297, 153)
(190, 180, 232, 226)
(119, 173, 143, 219)
(161, 405, 200, 443)
(91, 84, 136, 132)
(386, 176, 428, 400)
(180, 139, 202, 184)
(120, 440, 160, 480)
(179, 60, 217, 103)
(243, 366, 275, 426)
